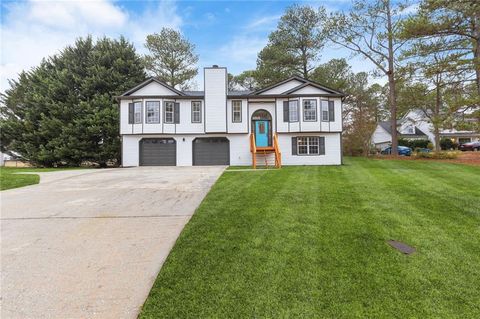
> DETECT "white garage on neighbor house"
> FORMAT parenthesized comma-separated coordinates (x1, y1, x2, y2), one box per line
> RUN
(118, 65, 345, 167)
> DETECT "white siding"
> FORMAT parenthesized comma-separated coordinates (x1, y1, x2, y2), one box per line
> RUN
(121, 98, 206, 135)
(143, 99, 163, 134)
(274, 97, 342, 133)
(372, 125, 391, 146)
(130, 82, 178, 96)
(122, 135, 141, 166)
(227, 99, 248, 133)
(275, 98, 289, 133)
(230, 133, 341, 165)
(278, 133, 341, 165)
(259, 80, 303, 95)
(175, 100, 204, 134)
(123, 133, 341, 167)
(329, 98, 343, 132)
(299, 97, 320, 132)
(292, 85, 330, 95)
(205, 68, 227, 132)
(120, 100, 131, 135)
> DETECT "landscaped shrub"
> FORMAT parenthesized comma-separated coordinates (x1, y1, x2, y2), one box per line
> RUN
(440, 138, 458, 150)
(398, 138, 430, 149)
(414, 151, 459, 159)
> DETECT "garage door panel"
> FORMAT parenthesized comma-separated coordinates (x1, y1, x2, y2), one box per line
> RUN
(193, 138, 229, 166)
(140, 139, 176, 166)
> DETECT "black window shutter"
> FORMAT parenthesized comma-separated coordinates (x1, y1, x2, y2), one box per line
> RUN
(292, 137, 297, 155)
(283, 101, 289, 122)
(128, 103, 134, 124)
(319, 137, 325, 155)
(174, 102, 180, 123)
(328, 101, 335, 122)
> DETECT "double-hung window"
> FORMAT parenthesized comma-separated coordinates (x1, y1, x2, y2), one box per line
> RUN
(133, 102, 142, 124)
(191, 101, 202, 123)
(289, 100, 299, 122)
(145, 101, 160, 124)
(164, 101, 174, 123)
(303, 99, 317, 121)
(297, 137, 320, 155)
(321, 100, 329, 122)
(232, 100, 242, 123)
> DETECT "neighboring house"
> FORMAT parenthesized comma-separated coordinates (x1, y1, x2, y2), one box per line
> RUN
(118, 66, 345, 166)
(372, 109, 480, 150)
(439, 129, 480, 145)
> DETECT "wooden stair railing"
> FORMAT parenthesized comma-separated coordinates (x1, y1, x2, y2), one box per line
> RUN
(250, 133, 282, 169)
(250, 133, 257, 168)
(273, 133, 282, 168)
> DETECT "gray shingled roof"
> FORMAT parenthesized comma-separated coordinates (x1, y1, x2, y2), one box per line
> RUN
(379, 121, 427, 137)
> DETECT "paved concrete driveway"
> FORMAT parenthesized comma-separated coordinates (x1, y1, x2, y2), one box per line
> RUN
(1, 166, 225, 318)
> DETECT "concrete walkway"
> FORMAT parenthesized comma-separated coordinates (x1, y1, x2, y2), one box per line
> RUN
(1, 166, 225, 318)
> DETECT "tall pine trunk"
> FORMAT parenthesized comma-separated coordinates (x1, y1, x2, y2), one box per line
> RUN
(474, 12, 480, 96)
(434, 80, 441, 152)
(386, 0, 398, 155)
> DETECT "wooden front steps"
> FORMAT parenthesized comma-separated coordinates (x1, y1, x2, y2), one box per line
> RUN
(250, 133, 282, 169)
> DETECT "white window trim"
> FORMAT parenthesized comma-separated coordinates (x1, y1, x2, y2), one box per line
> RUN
(232, 100, 242, 123)
(297, 136, 320, 155)
(134, 101, 142, 124)
(145, 101, 160, 124)
(191, 101, 202, 123)
(289, 100, 299, 122)
(164, 101, 174, 124)
(303, 99, 317, 122)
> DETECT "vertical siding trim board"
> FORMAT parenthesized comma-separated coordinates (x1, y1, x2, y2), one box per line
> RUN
(142, 99, 144, 134)
(225, 71, 228, 133)
(203, 72, 207, 133)
(340, 132, 344, 164)
(274, 98, 278, 134)
(247, 98, 250, 133)
(298, 98, 302, 132)
(288, 98, 290, 133)
(319, 97, 322, 132)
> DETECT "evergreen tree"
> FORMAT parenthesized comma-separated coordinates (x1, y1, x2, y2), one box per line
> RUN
(255, 5, 326, 86)
(401, 0, 480, 130)
(144, 28, 199, 89)
(0, 36, 146, 166)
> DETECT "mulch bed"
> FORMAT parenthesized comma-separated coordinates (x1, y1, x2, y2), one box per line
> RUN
(373, 152, 480, 167)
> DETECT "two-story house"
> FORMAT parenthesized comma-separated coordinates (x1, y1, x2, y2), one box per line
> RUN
(118, 66, 345, 167)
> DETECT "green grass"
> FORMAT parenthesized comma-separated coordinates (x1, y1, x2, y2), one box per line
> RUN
(140, 158, 480, 318)
(0, 167, 82, 190)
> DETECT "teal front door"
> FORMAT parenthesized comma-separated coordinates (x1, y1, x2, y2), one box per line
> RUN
(255, 120, 269, 147)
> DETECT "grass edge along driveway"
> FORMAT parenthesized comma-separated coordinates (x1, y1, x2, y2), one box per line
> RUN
(140, 158, 480, 318)
(0, 167, 82, 190)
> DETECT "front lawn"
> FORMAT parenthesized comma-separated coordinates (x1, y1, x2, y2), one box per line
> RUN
(0, 167, 81, 190)
(140, 158, 480, 318)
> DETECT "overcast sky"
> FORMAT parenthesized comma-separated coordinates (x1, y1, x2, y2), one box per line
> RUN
(1, 0, 384, 92)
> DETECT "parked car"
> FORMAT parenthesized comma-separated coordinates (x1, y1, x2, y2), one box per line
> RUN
(459, 141, 480, 151)
(381, 146, 412, 156)
(416, 148, 431, 153)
